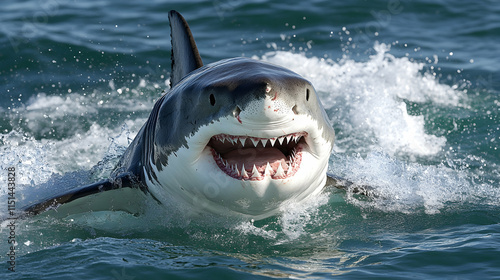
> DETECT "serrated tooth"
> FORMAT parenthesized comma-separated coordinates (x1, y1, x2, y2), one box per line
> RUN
(241, 164, 249, 178)
(274, 162, 285, 178)
(220, 136, 225, 143)
(293, 135, 300, 143)
(264, 162, 273, 176)
(278, 136, 285, 145)
(269, 138, 276, 147)
(260, 138, 268, 147)
(286, 135, 293, 144)
(250, 138, 259, 147)
(251, 164, 261, 179)
(239, 137, 246, 147)
(234, 164, 240, 176)
(241, 169, 248, 178)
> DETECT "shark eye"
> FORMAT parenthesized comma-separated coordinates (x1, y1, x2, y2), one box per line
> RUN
(209, 94, 216, 106)
(306, 89, 310, 101)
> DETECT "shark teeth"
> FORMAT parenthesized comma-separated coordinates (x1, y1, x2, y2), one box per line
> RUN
(250, 138, 259, 147)
(213, 132, 307, 149)
(210, 132, 307, 181)
(241, 164, 249, 179)
(264, 162, 274, 176)
(274, 162, 286, 179)
(211, 147, 303, 181)
(269, 138, 277, 146)
(251, 164, 261, 179)
(239, 137, 246, 147)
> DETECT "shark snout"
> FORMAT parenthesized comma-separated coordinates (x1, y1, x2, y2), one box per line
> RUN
(236, 95, 296, 125)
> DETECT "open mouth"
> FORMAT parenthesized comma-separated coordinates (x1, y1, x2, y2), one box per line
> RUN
(208, 132, 307, 181)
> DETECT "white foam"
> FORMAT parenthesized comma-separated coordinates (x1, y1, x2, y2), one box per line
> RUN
(232, 191, 331, 242)
(42, 119, 144, 173)
(25, 92, 98, 118)
(0, 119, 144, 176)
(277, 191, 330, 241)
(0, 131, 54, 189)
(330, 151, 500, 214)
(258, 43, 467, 157)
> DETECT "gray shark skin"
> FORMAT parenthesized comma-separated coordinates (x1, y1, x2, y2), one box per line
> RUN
(22, 10, 370, 220)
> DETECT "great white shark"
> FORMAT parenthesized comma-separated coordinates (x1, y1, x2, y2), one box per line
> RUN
(22, 10, 370, 220)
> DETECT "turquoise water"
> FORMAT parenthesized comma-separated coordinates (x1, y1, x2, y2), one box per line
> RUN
(1, 0, 499, 279)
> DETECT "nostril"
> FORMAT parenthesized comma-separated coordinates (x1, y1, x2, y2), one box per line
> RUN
(233, 106, 241, 117)
(233, 106, 242, 123)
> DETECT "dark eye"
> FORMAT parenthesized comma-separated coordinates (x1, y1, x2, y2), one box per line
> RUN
(209, 94, 216, 106)
(306, 89, 310, 101)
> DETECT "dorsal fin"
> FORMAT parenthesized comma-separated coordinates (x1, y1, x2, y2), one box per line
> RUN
(168, 10, 203, 87)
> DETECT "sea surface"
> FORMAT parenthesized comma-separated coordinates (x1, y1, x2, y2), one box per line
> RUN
(1, 0, 499, 279)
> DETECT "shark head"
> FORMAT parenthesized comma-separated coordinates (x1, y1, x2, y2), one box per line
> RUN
(140, 11, 335, 219)
(19, 10, 339, 220)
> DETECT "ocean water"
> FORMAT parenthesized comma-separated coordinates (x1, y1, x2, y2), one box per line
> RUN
(1, 0, 499, 279)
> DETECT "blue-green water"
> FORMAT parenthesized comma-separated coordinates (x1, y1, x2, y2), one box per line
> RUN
(1, 0, 499, 279)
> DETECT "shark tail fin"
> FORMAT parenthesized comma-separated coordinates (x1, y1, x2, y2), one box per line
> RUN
(168, 10, 203, 87)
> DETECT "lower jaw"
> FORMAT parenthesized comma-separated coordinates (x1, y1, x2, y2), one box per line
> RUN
(211, 147, 303, 181)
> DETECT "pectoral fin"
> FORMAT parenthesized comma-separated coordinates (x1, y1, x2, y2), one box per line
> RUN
(22, 174, 148, 218)
(326, 173, 378, 197)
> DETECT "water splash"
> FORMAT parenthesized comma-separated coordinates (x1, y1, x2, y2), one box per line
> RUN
(329, 151, 500, 214)
(234, 191, 331, 243)
(259, 43, 467, 157)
